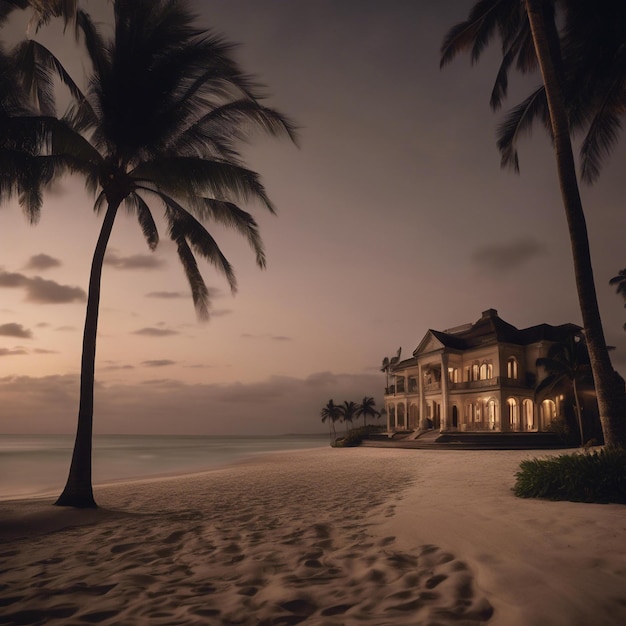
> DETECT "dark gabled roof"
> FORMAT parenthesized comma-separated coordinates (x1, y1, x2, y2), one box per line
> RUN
(429, 329, 466, 350)
(519, 322, 581, 344)
(414, 309, 581, 354)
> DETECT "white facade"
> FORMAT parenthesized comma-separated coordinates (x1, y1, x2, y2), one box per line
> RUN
(384, 309, 578, 434)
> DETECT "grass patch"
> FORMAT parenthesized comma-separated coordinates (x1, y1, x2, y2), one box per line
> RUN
(513, 447, 626, 504)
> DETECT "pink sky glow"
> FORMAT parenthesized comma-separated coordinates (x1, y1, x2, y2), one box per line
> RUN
(1, 1, 624, 435)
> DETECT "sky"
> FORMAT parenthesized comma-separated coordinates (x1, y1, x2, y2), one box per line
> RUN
(1, 0, 625, 435)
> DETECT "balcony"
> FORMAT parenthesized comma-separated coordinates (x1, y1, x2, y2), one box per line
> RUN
(450, 376, 532, 390)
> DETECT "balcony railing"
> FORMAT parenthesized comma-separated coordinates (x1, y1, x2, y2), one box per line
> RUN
(451, 376, 530, 390)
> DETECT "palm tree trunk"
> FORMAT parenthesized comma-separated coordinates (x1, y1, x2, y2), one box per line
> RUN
(525, 0, 625, 448)
(572, 378, 585, 446)
(55, 200, 121, 507)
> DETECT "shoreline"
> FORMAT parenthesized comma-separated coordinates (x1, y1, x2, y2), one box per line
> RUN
(2, 447, 625, 625)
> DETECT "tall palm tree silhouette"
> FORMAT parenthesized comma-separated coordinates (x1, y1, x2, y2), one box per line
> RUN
(356, 396, 380, 428)
(441, 0, 625, 447)
(4, 0, 296, 506)
(320, 400, 341, 442)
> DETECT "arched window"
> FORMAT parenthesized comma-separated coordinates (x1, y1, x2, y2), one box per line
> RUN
(464, 366, 470, 382)
(472, 362, 480, 381)
(486, 363, 493, 378)
(507, 397, 519, 430)
(541, 399, 556, 428)
(389, 405, 396, 429)
(523, 399, 534, 431)
(507, 357, 519, 379)
(397, 403, 405, 428)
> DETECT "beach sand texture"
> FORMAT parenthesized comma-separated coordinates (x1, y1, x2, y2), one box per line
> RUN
(1, 447, 625, 625)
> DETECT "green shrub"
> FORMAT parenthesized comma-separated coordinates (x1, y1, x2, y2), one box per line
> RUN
(513, 447, 626, 504)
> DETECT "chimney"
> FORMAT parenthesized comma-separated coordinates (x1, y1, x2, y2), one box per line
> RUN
(481, 308, 498, 318)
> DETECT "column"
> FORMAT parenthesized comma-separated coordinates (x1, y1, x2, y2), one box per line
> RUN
(418, 362, 426, 430)
(440, 353, 449, 432)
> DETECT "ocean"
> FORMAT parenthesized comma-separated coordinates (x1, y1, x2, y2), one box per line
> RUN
(0, 433, 329, 500)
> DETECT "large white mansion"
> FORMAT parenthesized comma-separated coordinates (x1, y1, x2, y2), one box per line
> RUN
(384, 309, 581, 433)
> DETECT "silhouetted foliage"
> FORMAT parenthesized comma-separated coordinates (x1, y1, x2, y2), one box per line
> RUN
(2, 0, 296, 507)
(441, 0, 625, 448)
(514, 448, 626, 503)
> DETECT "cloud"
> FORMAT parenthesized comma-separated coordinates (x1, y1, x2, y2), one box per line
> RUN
(471, 238, 547, 275)
(56, 326, 77, 332)
(145, 291, 188, 299)
(0, 347, 28, 356)
(102, 364, 134, 371)
(142, 359, 176, 367)
(0, 323, 32, 339)
(33, 348, 58, 354)
(241, 333, 292, 341)
(0, 371, 383, 435)
(209, 309, 233, 318)
(133, 327, 179, 337)
(0, 270, 86, 304)
(24, 254, 62, 271)
(105, 251, 164, 270)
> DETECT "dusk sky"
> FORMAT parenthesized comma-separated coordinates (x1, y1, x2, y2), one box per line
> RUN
(1, 0, 624, 435)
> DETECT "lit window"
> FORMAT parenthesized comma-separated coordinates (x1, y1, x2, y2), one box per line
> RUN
(507, 358, 518, 379)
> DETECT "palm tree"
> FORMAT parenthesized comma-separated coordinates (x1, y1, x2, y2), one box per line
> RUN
(320, 399, 341, 442)
(381, 347, 401, 391)
(609, 269, 626, 330)
(356, 396, 380, 428)
(536, 333, 593, 446)
(4, 0, 296, 507)
(441, 0, 625, 447)
(339, 400, 358, 434)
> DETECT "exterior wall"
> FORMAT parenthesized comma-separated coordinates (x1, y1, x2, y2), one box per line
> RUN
(383, 336, 567, 434)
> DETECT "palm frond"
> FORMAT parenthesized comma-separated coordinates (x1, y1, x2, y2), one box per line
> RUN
(609, 269, 626, 299)
(497, 85, 549, 172)
(142, 188, 238, 318)
(75, 9, 110, 86)
(12, 40, 56, 115)
(172, 233, 211, 320)
(579, 74, 624, 184)
(196, 198, 266, 268)
(173, 100, 299, 155)
(125, 191, 159, 250)
(490, 24, 535, 110)
(440, 0, 518, 68)
(133, 157, 276, 213)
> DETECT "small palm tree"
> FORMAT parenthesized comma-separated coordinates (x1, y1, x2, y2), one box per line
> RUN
(320, 399, 341, 443)
(355, 396, 380, 428)
(3, 0, 296, 507)
(609, 269, 626, 330)
(339, 400, 358, 434)
(536, 333, 593, 446)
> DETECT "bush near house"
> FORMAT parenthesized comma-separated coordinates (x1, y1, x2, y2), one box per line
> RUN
(513, 448, 626, 504)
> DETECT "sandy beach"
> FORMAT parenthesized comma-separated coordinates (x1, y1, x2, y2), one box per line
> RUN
(1, 446, 625, 625)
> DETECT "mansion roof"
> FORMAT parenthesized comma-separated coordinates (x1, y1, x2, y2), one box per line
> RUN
(392, 309, 580, 370)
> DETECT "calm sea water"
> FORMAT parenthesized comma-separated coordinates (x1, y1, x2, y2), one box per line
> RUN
(0, 433, 329, 500)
